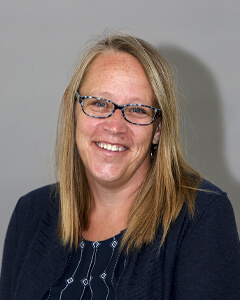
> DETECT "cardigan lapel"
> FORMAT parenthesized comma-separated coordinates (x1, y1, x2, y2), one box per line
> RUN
(13, 195, 69, 299)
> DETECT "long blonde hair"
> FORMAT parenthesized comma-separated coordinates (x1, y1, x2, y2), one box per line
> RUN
(55, 32, 201, 253)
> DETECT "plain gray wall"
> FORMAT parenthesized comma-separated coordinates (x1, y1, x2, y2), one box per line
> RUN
(1, 0, 239, 263)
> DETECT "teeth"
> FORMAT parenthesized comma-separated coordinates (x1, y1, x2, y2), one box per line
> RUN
(96, 142, 127, 152)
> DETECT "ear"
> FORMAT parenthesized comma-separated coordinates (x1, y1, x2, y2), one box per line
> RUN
(152, 122, 161, 144)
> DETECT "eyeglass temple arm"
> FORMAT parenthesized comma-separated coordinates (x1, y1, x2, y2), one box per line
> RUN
(75, 91, 82, 102)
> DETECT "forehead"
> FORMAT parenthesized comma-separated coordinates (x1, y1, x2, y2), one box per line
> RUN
(81, 52, 153, 103)
(89, 51, 145, 73)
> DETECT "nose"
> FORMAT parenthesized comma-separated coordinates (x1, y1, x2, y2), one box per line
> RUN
(102, 108, 128, 134)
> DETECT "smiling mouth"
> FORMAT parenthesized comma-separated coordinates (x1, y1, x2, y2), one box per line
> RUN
(95, 142, 128, 152)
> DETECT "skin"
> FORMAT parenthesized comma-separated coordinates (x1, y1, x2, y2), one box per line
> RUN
(75, 52, 160, 240)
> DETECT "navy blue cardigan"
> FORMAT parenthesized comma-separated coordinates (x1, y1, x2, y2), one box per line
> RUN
(1, 180, 240, 299)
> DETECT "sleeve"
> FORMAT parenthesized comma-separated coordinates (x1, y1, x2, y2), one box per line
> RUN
(0, 202, 20, 299)
(172, 193, 240, 299)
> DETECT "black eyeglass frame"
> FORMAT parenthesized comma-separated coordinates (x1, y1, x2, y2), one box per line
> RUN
(75, 92, 161, 126)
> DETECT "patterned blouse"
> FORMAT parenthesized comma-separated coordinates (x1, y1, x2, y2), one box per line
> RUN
(43, 231, 124, 300)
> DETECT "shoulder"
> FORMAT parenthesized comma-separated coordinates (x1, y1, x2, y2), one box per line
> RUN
(18, 183, 57, 207)
(0, 184, 60, 297)
(169, 180, 240, 298)
(14, 184, 59, 232)
(164, 179, 239, 253)
(193, 179, 235, 226)
(181, 179, 239, 244)
(196, 178, 228, 205)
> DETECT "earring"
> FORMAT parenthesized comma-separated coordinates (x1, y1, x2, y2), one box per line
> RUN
(151, 144, 158, 157)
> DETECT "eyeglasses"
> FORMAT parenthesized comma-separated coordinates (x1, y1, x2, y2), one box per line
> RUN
(75, 92, 161, 126)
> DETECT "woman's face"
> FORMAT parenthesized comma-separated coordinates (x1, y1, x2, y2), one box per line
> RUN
(75, 52, 160, 188)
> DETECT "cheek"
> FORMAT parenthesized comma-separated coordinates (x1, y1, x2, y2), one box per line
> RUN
(134, 127, 154, 147)
(75, 115, 100, 147)
(75, 107, 90, 136)
(75, 115, 88, 152)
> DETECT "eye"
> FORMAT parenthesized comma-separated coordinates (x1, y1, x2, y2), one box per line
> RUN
(91, 99, 107, 108)
(86, 98, 113, 114)
(130, 106, 148, 114)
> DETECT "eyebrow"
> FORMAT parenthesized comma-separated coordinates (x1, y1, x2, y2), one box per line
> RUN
(81, 91, 153, 105)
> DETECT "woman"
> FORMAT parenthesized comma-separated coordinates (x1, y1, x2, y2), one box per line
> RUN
(1, 33, 240, 299)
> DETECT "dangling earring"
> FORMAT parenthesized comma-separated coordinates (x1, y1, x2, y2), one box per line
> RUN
(151, 143, 158, 158)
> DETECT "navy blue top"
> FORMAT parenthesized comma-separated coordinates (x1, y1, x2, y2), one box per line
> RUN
(1, 180, 240, 299)
(43, 232, 124, 300)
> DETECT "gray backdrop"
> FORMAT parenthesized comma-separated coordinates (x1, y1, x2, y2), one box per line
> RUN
(1, 0, 240, 262)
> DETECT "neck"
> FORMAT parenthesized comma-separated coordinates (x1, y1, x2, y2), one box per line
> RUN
(87, 167, 148, 211)
(82, 170, 147, 241)
(89, 177, 143, 215)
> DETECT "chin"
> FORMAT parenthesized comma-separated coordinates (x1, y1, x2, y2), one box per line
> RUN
(85, 165, 124, 183)
(94, 172, 124, 183)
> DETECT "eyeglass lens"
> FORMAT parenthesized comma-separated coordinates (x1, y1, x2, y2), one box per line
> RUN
(82, 97, 157, 125)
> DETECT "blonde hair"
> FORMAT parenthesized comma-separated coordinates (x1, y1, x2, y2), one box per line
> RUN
(55, 32, 201, 253)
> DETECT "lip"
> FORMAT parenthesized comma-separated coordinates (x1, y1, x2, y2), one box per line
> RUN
(95, 141, 128, 152)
